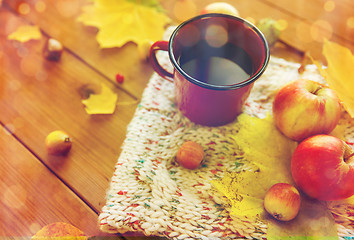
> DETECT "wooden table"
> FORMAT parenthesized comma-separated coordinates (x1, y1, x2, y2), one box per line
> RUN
(0, 0, 353, 238)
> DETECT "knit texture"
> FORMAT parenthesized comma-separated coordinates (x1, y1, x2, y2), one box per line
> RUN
(99, 28, 354, 239)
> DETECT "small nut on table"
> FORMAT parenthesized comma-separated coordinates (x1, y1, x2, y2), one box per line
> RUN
(43, 38, 63, 61)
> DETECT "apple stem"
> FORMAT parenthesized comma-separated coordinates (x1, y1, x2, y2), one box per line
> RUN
(347, 152, 354, 161)
(312, 87, 322, 95)
(298, 51, 310, 74)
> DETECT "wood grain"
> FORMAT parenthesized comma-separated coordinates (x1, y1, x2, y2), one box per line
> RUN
(0, 8, 136, 214)
(8, 0, 351, 67)
(262, 0, 354, 45)
(3, 0, 154, 98)
(159, 0, 354, 62)
(0, 0, 353, 238)
(0, 125, 100, 236)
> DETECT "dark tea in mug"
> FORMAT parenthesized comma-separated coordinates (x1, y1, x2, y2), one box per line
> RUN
(179, 42, 254, 85)
(150, 14, 269, 126)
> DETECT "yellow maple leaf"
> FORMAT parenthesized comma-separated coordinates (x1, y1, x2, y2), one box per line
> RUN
(8, 25, 42, 42)
(211, 171, 265, 217)
(211, 114, 338, 237)
(81, 83, 118, 114)
(211, 114, 297, 219)
(314, 39, 354, 117)
(77, 0, 170, 48)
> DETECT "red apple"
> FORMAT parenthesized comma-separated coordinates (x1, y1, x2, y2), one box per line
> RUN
(264, 183, 301, 221)
(291, 134, 354, 201)
(201, 2, 240, 17)
(273, 79, 341, 141)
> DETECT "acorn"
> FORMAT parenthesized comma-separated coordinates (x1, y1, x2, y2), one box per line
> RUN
(43, 38, 63, 61)
(256, 18, 281, 46)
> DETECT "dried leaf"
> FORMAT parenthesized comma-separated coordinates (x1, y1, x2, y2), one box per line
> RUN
(211, 114, 297, 219)
(212, 114, 338, 238)
(77, 0, 170, 48)
(81, 83, 118, 114)
(314, 39, 354, 117)
(267, 197, 338, 240)
(8, 25, 42, 42)
(211, 171, 265, 218)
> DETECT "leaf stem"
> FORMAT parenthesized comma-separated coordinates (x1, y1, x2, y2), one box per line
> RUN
(330, 210, 354, 221)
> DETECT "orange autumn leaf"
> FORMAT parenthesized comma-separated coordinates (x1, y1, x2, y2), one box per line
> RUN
(81, 83, 118, 114)
(314, 39, 354, 117)
(77, 0, 170, 48)
(8, 25, 42, 42)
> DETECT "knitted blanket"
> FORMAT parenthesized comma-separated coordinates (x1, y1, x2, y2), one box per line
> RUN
(98, 29, 354, 240)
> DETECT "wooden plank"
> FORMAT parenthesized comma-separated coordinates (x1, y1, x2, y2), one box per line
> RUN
(234, 0, 354, 62)
(1, 1, 352, 238)
(260, 0, 354, 45)
(0, 125, 101, 237)
(161, 0, 354, 63)
(5, 0, 354, 66)
(3, 0, 154, 98)
(2, 0, 305, 101)
(0, 8, 137, 213)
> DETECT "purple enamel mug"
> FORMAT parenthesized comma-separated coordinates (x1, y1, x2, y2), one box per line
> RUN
(150, 14, 269, 126)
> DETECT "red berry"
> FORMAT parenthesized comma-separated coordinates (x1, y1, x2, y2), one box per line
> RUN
(115, 73, 124, 84)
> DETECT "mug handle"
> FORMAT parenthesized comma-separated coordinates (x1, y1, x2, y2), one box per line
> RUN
(149, 41, 174, 82)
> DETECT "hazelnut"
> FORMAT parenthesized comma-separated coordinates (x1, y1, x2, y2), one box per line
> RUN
(176, 141, 204, 170)
(43, 38, 63, 61)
